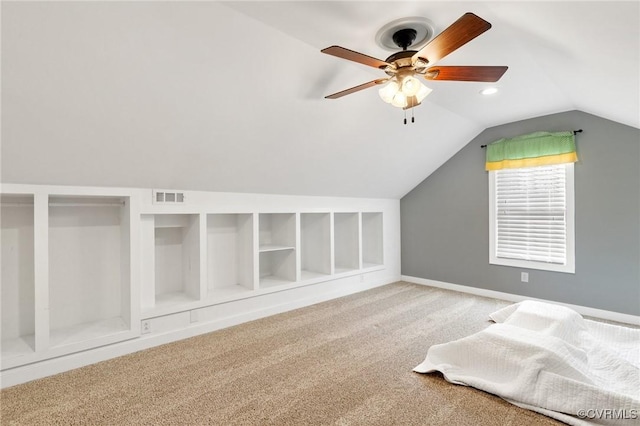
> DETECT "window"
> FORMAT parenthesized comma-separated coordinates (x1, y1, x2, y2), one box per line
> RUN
(489, 163, 575, 273)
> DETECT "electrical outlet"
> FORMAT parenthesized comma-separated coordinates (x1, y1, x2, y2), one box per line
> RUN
(521, 272, 529, 283)
(141, 320, 151, 334)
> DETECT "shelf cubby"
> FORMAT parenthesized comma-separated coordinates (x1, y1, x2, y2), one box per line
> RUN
(333, 212, 360, 273)
(259, 213, 296, 251)
(153, 214, 201, 309)
(1, 195, 36, 360)
(48, 195, 131, 348)
(258, 213, 296, 288)
(259, 250, 296, 288)
(207, 214, 255, 298)
(361, 212, 384, 268)
(300, 213, 331, 280)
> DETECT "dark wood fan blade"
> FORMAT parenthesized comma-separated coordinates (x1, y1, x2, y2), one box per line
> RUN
(412, 13, 492, 65)
(321, 46, 391, 69)
(325, 78, 389, 99)
(424, 66, 508, 82)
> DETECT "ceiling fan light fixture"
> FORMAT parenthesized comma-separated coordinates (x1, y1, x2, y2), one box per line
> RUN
(380, 76, 429, 108)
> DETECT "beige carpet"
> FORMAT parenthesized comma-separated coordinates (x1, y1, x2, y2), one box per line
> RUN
(1, 282, 563, 425)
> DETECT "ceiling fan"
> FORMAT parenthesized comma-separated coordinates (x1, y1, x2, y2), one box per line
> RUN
(321, 13, 508, 112)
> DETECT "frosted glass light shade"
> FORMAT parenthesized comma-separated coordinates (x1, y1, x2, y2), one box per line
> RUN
(401, 76, 421, 96)
(391, 91, 408, 108)
(416, 84, 433, 103)
(378, 80, 400, 103)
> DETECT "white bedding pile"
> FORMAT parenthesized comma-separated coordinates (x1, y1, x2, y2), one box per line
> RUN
(414, 300, 640, 425)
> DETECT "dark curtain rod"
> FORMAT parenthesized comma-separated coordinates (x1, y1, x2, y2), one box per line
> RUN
(480, 129, 583, 148)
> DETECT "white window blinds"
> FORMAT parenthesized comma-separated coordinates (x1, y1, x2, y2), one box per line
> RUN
(494, 164, 568, 265)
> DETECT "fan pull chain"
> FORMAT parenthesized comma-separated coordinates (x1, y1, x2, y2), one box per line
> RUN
(403, 109, 416, 125)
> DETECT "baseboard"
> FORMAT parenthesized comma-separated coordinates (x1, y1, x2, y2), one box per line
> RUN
(1, 275, 399, 389)
(402, 275, 640, 326)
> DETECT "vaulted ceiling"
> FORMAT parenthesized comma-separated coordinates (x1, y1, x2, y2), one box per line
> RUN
(2, 1, 638, 199)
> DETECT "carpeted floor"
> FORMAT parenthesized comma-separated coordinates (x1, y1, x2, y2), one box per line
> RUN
(1, 282, 564, 425)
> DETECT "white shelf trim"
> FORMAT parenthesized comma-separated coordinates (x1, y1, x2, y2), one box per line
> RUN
(259, 244, 295, 253)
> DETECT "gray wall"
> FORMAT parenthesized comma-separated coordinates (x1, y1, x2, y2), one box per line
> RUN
(401, 110, 640, 315)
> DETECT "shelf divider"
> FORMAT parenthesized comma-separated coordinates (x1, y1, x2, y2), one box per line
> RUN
(34, 193, 50, 352)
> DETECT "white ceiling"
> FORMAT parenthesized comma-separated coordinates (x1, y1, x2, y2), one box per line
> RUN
(2, 1, 638, 199)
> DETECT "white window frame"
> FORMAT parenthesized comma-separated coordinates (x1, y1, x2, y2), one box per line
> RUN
(489, 163, 575, 273)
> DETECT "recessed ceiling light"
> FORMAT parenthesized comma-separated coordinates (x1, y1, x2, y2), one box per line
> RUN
(480, 87, 499, 95)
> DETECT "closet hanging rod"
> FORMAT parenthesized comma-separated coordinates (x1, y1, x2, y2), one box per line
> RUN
(49, 202, 126, 207)
(2, 202, 126, 207)
(480, 129, 582, 148)
(1, 202, 35, 207)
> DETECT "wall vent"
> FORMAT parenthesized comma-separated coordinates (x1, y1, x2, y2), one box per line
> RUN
(153, 190, 186, 204)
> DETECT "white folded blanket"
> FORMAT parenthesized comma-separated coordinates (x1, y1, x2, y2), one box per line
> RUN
(414, 300, 640, 425)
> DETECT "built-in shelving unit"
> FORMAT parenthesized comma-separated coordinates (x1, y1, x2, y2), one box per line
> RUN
(300, 213, 332, 280)
(333, 212, 360, 273)
(362, 212, 384, 268)
(1, 194, 36, 361)
(258, 213, 297, 288)
(153, 214, 201, 309)
(1, 184, 389, 387)
(48, 196, 132, 348)
(207, 213, 255, 298)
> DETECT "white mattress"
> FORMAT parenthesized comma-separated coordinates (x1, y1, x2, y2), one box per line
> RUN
(414, 300, 640, 425)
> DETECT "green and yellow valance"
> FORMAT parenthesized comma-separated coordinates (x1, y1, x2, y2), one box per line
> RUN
(485, 131, 578, 171)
